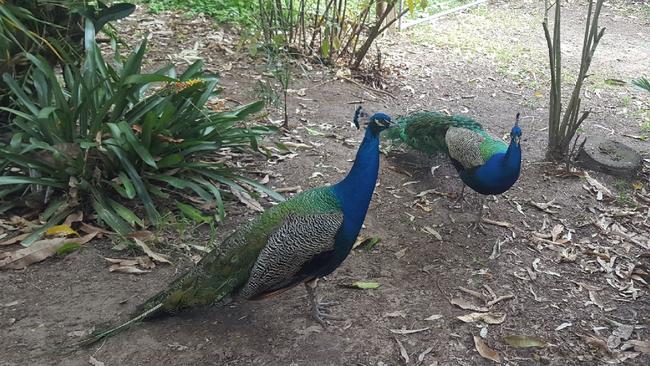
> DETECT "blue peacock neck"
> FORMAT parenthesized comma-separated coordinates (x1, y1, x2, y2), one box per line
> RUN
(332, 127, 380, 250)
(502, 138, 521, 172)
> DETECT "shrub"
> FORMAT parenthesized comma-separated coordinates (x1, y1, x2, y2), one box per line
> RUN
(0, 0, 135, 127)
(543, 0, 605, 161)
(0, 23, 280, 244)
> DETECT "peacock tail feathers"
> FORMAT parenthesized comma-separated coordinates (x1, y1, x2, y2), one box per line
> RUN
(384, 110, 510, 170)
(384, 111, 484, 154)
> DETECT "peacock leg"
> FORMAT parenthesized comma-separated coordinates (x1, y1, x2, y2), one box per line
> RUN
(467, 197, 487, 234)
(305, 279, 344, 326)
(450, 184, 469, 209)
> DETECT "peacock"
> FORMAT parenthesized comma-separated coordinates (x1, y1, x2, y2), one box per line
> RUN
(384, 111, 521, 231)
(77, 107, 393, 346)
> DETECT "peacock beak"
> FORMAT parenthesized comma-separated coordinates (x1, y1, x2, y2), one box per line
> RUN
(380, 119, 395, 128)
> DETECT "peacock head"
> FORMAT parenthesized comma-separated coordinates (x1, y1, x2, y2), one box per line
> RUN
(353, 106, 393, 135)
(510, 112, 522, 145)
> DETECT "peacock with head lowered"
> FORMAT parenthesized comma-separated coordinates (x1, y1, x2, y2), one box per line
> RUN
(384, 111, 522, 231)
(78, 107, 393, 346)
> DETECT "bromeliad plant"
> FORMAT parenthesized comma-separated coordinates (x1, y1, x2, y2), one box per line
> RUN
(0, 1, 136, 126)
(0, 23, 280, 244)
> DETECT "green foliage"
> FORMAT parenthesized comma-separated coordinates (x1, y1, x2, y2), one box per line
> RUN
(0, 0, 135, 126)
(142, 0, 257, 24)
(0, 23, 280, 240)
(633, 77, 650, 93)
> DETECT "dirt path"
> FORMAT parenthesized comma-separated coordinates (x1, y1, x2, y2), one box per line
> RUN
(1, 1, 649, 365)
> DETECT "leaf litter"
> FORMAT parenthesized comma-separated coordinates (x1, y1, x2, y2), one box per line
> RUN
(0, 233, 97, 269)
(473, 336, 501, 363)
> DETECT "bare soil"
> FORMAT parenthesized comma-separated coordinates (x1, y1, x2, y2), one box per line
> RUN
(2, 1, 650, 365)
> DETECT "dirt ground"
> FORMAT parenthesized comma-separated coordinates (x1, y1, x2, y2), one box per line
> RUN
(2, 1, 650, 365)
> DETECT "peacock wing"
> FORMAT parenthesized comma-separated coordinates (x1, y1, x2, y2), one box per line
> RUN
(239, 212, 344, 299)
(445, 127, 486, 169)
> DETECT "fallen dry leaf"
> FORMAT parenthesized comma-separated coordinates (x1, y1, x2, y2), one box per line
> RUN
(389, 327, 430, 335)
(109, 265, 151, 274)
(421, 226, 442, 240)
(63, 211, 83, 226)
(0, 233, 30, 246)
(424, 314, 443, 321)
(473, 336, 501, 363)
(529, 199, 561, 214)
(608, 323, 634, 350)
(585, 172, 613, 198)
(384, 310, 406, 318)
(133, 238, 171, 264)
(231, 189, 264, 212)
(395, 337, 410, 364)
(89, 356, 105, 366)
(79, 223, 113, 237)
(588, 290, 605, 309)
(45, 224, 79, 237)
(581, 334, 610, 353)
(457, 312, 506, 324)
(450, 297, 488, 312)
(418, 347, 434, 363)
(125, 230, 154, 240)
(341, 281, 381, 289)
(0, 233, 96, 269)
(622, 340, 650, 354)
(503, 335, 547, 348)
(105, 256, 155, 270)
(551, 224, 564, 242)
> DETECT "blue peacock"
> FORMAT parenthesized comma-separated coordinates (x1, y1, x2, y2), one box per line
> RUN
(77, 107, 393, 346)
(384, 111, 522, 230)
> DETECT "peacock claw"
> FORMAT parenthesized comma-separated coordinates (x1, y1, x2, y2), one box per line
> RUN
(305, 279, 345, 327)
(312, 300, 344, 326)
(468, 220, 488, 234)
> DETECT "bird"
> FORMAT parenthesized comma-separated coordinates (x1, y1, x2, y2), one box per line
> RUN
(77, 106, 393, 346)
(384, 111, 522, 231)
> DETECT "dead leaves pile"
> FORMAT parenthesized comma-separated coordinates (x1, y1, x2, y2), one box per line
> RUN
(104, 234, 171, 274)
(0, 212, 170, 275)
(0, 212, 105, 270)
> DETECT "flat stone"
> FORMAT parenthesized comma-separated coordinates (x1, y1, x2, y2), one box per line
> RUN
(577, 137, 642, 177)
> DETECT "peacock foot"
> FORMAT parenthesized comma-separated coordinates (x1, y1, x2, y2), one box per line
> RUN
(449, 185, 469, 209)
(311, 299, 344, 326)
(467, 218, 488, 235)
(305, 279, 345, 327)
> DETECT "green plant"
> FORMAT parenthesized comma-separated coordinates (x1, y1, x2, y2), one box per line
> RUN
(633, 77, 650, 93)
(142, 0, 258, 25)
(1, 1, 135, 126)
(0, 23, 280, 244)
(543, 0, 605, 161)
(290, 1, 427, 68)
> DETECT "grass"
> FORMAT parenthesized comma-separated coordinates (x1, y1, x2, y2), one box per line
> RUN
(405, 4, 551, 110)
(404, 0, 479, 19)
(139, 0, 257, 25)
